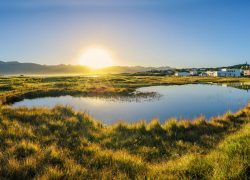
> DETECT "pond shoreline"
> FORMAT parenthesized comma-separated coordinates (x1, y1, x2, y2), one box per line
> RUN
(12, 84, 250, 124)
(1, 76, 250, 105)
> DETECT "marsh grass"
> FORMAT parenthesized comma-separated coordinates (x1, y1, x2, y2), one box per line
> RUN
(0, 76, 249, 105)
(0, 102, 249, 179)
(0, 76, 249, 179)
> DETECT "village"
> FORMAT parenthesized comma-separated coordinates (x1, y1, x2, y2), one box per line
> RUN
(175, 63, 250, 77)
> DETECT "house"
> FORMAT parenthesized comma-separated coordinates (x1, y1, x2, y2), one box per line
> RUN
(190, 70, 198, 76)
(175, 72, 190, 76)
(206, 71, 218, 77)
(199, 72, 208, 77)
(218, 69, 241, 77)
(244, 70, 250, 76)
(207, 69, 241, 77)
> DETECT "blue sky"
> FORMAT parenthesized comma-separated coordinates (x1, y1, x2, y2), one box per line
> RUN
(0, 0, 249, 68)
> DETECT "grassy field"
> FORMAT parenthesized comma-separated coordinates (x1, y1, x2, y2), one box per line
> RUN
(0, 75, 249, 179)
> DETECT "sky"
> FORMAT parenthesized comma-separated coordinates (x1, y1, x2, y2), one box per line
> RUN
(0, 0, 250, 68)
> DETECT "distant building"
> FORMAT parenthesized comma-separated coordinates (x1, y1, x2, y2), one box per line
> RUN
(175, 72, 190, 76)
(206, 69, 241, 77)
(244, 70, 250, 76)
(218, 69, 241, 77)
(199, 72, 208, 77)
(206, 71, 218, 77)
(190, 70, 198, 76)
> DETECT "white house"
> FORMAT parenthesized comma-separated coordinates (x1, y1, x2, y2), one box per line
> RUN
(206, 71, 218, 77)
(218, 69, 241, 77)
(207, 69, 241, 77)
(190, 70, 198, 76)
(175, 72, 190, 76)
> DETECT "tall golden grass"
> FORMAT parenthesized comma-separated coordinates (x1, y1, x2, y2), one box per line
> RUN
(0, 104, 249, 179)
(0, 76, 249, 179)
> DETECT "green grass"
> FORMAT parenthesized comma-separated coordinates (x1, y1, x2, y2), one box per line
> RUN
(0, 75, 249, 179)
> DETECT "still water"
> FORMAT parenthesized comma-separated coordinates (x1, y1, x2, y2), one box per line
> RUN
(13, 84, 250, 124)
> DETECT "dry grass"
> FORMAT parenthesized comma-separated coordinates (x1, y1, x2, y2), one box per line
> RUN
(0, 103, 249, 179)
(0, 75, 249, 179)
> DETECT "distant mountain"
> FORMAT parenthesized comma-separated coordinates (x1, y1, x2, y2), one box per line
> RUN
(98, 66, 172, 74)
(0, 61, 172, 75)
(0, 61, 91, 75)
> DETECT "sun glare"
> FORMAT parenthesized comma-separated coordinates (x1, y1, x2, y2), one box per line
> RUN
(79, 48, 113, 69)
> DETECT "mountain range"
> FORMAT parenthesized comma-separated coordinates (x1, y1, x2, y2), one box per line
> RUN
(1, 61, 247, 75)
(0, 61, 172, 75)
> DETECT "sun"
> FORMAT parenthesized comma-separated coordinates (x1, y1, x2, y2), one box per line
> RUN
(79, 48, 113, 69)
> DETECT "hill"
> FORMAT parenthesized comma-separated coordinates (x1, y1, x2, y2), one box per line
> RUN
(0, 61, 172, 75)
(0, 61, 91, 75)
(98, 66, 172, 74)
(225, 63, 250, 70)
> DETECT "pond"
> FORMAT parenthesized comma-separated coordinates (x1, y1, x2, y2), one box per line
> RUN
(12, 84, 250, 124)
